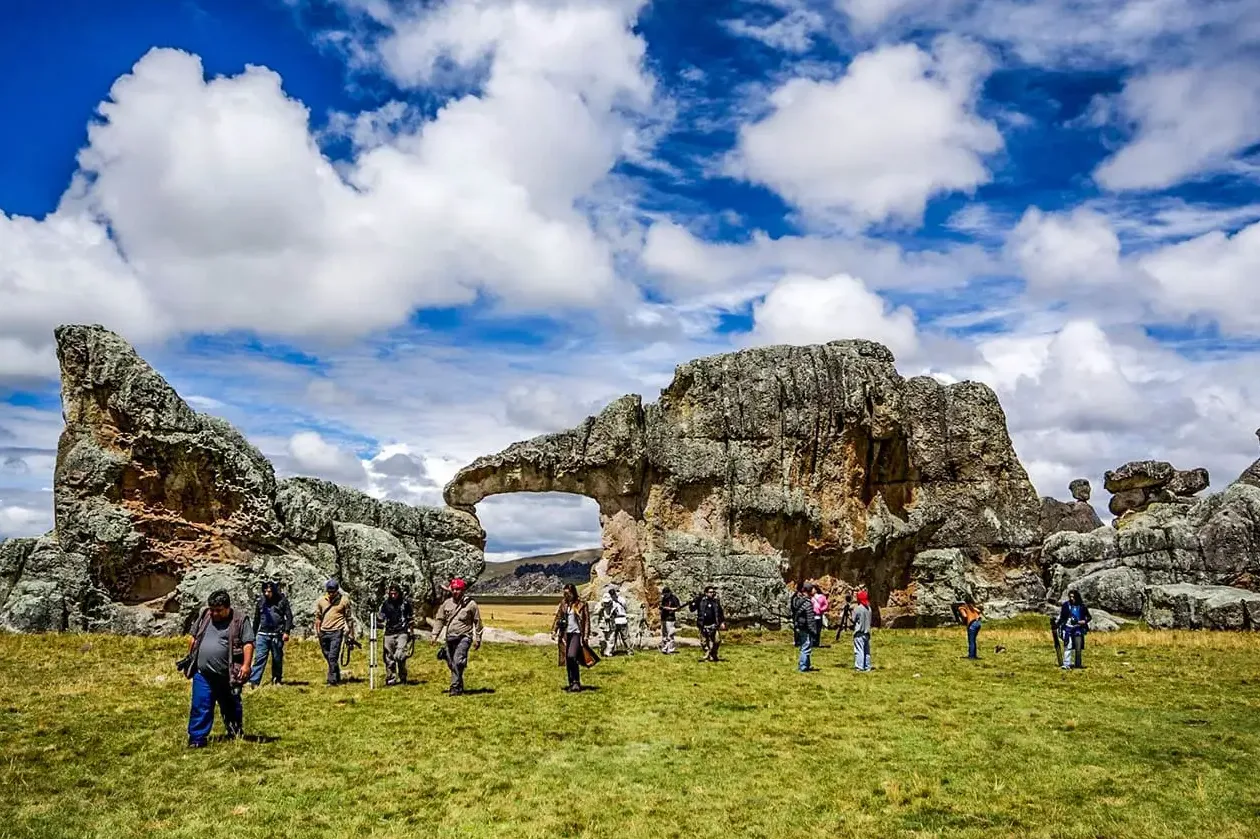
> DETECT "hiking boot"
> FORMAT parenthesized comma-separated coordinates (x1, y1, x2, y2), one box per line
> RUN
(187, 739, 208, 749)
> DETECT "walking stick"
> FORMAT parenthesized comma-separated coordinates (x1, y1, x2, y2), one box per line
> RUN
(370, 612, 377, 690)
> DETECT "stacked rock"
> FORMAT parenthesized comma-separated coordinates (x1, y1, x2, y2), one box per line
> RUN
(1039, 479, 1103, 537)
(1103, 460, 1210, 519)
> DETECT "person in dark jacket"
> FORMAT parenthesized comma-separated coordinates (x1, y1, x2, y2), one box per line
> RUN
(688, 585, 726, 662)
(552, 584, 593, 691)
(790, 584, 816, 672)
(659, 586, 681, 654)
(378, 583, 415, 686)
(248, 580, 293, 687)
(1058, 590, 1092, 670)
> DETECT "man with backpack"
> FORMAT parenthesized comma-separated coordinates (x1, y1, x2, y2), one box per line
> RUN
(378, 582, 415, 686)
(690, 585, 726, 662)
(248, 579, 293, 687)
(182, 589, 255, 748)
(314, 579, 355, 686)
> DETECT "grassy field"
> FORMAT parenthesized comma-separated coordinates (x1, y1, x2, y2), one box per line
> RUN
(2, 621, 1259, 839)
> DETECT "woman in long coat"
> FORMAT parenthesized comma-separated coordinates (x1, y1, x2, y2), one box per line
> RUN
(552, 584, 592, 692)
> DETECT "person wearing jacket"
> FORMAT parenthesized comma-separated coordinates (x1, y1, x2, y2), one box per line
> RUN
(689, 585, 726, 662)
(1058, 590, 1092, 670)
(852, 590, 872, 672)
(810, 585, 829, 648)
(790, 584, 816, 672)
(248, 579, 293, 687)
(314, 580, 355, 687)
(552, 584, 592, 692)
(378, 583, 415, 686)
(659, 586, 681, 654)
(431, 578, 483, 696)
(958, 598, 983, 660)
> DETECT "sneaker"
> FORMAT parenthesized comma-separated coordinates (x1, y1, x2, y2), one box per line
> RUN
(385, 677, 399, 687)
(187, 739, 208, 749)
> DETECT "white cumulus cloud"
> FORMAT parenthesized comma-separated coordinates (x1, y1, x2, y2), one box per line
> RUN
(750, 273, 920, 358)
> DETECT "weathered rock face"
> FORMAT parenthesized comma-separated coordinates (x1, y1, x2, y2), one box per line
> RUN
(1142, 583, 1260, 630)
(446, 341, 1044, 626)
(1044, 482, 1260, 617)
(1040, 480, 1103, 537)
(6, 325, 485, 635)
(1103, 460, 1210, 517)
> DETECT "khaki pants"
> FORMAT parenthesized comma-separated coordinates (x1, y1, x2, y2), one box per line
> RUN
(383, 632, 410, 683)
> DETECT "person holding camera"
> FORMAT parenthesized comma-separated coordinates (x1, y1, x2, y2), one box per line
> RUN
(180, 589, 255, 748)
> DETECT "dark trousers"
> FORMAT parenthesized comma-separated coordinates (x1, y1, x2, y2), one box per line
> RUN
(564, 632, 583, 687)
(319, 630, 344, 684)
(188, 671, 242, 745)
(811, 616, 823, 647)
(445, 635, 472, 692)
(967, 619, 981, 658)
(700, 625, 720, 660)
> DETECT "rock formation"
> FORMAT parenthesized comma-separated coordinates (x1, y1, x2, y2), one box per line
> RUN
(1039, 479, 1103, 537)
(1044, 478, 1260, 624)
(1103, 460, 1209, 518)
(445, 340, 1045, 627)
(0, 325, 484, 635)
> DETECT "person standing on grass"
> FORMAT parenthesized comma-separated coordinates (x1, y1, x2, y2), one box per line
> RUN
(602, 587, 632, 656)
(810, 584, 829, 648)
(659, 586, 681, 655)
(1058, 590, 1091, 670)
(378, 583, 414, 686)
(552, 583, 593, 692)
(957, 598, 983, 660)
(185, 589, 254, 748)
(314, 579, 355, 687)
(431, 578, 483, 696)
(248, 579, 292, 688)
(852, 589, 872, 672)
(691, 585, 726, 662)
(833, 592, 853, 642)
(790, 583, 816, 673)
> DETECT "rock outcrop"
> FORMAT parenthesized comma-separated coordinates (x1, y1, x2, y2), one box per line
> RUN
(1040, 480, 1103, 537)
(446, 340, 1044, 627)
(1142, 583, 1260, 630)
(1, 326, 484, 635)
(1044, 481, 1260, 618)
(1103, 460, 1209, 518)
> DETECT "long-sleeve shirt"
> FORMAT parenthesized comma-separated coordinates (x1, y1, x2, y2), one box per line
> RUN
(378, 599, 414, 635)
(315, 593, 354, 634)
(432, 597, 483, 643)
(851, 604, 872, 635)
(253, 594, 294, 635)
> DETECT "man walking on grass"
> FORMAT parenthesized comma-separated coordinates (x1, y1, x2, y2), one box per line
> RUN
(315, 579, 355, 686)
(852, 589, 872, 672)
(790, 583, 816, 672)
(185, 589, 254, 748)
(431, 578, 483, 695)
(659, 586, 681, 654)
(378, 583, 415, 686)
(249, 579, 292, 687)
(690, 585, 725, 662)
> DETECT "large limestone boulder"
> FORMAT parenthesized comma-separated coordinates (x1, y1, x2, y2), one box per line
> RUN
(53, 324, 280, 606)
(1142, 583, 1260, 630)
(1040, 480, 1103, 537)
(446, 340, 1042, 626)
(1044, 481, 1260, 623)
(7, 325, 487, 637)
(1103, 460, 1209, 518)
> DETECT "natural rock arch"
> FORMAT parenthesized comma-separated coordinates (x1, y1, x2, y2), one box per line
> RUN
(445, 340, 1046, 627)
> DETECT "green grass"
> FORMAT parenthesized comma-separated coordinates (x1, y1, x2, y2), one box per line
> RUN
(2, 624, 1259, 839)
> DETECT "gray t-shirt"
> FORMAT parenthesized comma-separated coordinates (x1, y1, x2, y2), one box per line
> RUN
(851, 605, 872, 635)
(196, 613, 256, 676)
(566, 606, 581, 633)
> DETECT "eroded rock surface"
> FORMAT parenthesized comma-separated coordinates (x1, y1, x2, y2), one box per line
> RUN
(446, 341, 1044, 626)
(1040, 480, 1103, 537)
(5, 325, 484, 635)
(1142, 583, 1260, 630)
(1103, 460, 1210, 518)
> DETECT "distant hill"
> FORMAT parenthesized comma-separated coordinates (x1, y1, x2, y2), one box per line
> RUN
(478, 548, 600, 594)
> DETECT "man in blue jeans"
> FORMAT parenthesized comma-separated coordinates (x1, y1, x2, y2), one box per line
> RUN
(790, 584, 816, 672)
(185, 589, 255, 748)
(249, 580, 293, 687)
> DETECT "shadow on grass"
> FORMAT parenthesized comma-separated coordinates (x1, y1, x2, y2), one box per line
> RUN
(208, 733, 280, 744)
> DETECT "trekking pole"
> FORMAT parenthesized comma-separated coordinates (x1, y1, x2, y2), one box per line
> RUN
(370, 612, 377, 691)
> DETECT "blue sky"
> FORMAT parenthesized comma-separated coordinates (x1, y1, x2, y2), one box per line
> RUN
(3, 0, 1260, 556)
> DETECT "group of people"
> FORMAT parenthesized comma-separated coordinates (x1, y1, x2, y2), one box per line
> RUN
(179, 574, 1094, 747)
